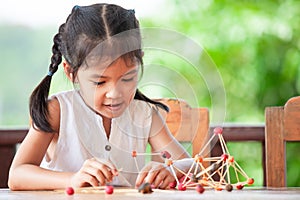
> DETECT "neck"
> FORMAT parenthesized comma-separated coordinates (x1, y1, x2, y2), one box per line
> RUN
(102, 117, 112, 139)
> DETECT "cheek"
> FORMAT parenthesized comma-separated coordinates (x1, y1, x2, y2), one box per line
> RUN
(93, 89, 105, 103)
(95, 93, 104, 101)
(128, 79, 138, 92)
(79, 84, 103, 107)
(119, 80, 137, 96)
(82, 93, 95, 108)
(126, 86, 137, 103)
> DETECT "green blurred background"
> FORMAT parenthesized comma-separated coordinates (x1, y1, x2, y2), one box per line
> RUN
(0, 0, 299, 186)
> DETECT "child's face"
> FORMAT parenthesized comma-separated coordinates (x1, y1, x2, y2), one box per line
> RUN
(76, 57, 139, 119)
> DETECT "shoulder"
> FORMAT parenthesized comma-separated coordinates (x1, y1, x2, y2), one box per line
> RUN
(127, 99, 166, 126)
(47, 90, 93, 132)
(47, 90, 80, 133)
(47, 90, 75, 123)
(47, 95, 61, 133)
(50, 90, 81, 109)
(129, 99, 156, 114)
(50, 90, 76, 101)
(121, 100, 155, 127)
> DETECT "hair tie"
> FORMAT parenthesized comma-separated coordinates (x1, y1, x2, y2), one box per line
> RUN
(47, 71, 53, 77)
(128, 9, 135, 14)
(74, 5, 80, 10)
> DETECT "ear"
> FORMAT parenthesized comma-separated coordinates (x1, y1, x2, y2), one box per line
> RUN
(63, 60, 73, 81)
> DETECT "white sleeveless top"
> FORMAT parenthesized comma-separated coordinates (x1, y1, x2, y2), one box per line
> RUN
(40, 90, 154, 186)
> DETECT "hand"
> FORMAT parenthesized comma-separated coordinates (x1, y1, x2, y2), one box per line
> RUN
(70, 158, 118, 188)
(135, 161, 175, 189)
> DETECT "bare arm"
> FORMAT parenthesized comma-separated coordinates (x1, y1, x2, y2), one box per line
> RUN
(8, 129, 75, 190)
(8, 98, 118, 190)
(135, 108, 190, 189)
(7, 98, 73, 190)
(148, 109, 190, 160)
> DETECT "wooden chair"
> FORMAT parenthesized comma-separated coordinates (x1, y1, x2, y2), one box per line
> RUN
(153, 98, 210, 159)
(265, 96, 300, 187)
(0, 129, 27, 188)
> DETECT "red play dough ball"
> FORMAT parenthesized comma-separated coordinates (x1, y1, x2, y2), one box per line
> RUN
(221, 154, 228, 161)
(105, 185, 114, 195)
(214, 127, 223, 134)
(65, 187, 74, 195)
(196, 184, 205, 194)
(178, 183, 186, 191)
(161, 151, 171, 159)
(247, 178, 254, 185)
(236, 184, 244, 190)
(169, 181, 177, 189)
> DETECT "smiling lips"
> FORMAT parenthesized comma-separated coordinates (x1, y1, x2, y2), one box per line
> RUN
(104, 102, 123, 111)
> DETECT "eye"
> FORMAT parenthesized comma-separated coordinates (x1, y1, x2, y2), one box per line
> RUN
(94, 81, 105, 86)
(122, 76, 136, 82)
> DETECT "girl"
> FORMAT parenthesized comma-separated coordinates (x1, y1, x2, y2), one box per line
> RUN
(8, 3, 189, 190)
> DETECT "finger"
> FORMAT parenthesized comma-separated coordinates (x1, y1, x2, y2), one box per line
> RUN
(94, 158, 119, 176)
(83, 165, 107, 185)
(152, 173, 166, 188)
(151, 169, 169, 188)
(135, 165, 151, 187)
(159, 174, 175, 189)
(144, 165, 165, 185)
(144, 169, 159, 186)
(94, 164, 114, 183)
(135, 171, 148, 187)
(89, 159, 115, 182)
(95, 158, 117, 171)
(79, 171, 100, 187)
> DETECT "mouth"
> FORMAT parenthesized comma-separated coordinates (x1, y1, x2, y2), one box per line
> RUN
(104, 102, 123, 112)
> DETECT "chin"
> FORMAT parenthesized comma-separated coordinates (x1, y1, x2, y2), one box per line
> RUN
(99, 110, 123, 119)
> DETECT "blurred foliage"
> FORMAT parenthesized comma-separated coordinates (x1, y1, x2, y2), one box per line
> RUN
(141, 0, 300, 123)
(140, 0, 300, 186)
(0, 25, 56, 125)
(286, 142, 300, 187)
(0, 0, 300, 186)
(227, 142, 263, 186)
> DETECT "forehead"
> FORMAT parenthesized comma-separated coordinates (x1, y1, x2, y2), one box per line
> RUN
(80, 57, 138, 77)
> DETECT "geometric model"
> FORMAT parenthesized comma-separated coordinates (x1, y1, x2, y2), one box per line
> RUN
(161, 127, 254, 193)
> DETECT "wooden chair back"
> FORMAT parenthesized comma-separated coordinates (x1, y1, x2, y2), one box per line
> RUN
(265, 96, 300, 187)
(154, 98, 209, 158)
(0, 129, 27, 188)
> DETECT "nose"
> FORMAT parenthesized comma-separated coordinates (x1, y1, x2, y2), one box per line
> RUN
(105, 84, 122, 99)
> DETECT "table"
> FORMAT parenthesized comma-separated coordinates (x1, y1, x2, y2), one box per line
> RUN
(1, 187, 300, 200)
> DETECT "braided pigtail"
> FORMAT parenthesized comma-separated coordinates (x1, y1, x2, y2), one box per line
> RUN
(29, 26, 64, 133)
(134, 89, 169, 112)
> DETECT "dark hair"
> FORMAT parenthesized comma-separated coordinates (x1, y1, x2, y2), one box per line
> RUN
(29, 3, 168, 133)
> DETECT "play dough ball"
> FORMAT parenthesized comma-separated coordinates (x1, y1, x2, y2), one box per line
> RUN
(105, 185, 114, 194)
(177, 183, 186, 191)
(225, 184, 233, 192)
(236, 184, 244, 190)
(138, 182, 153, 194)
(169, 181, 177, 189)
(161, 151, 171, 159)
(196, 184, 205, 194)
(213, 127, 223, 134)
(247, 178, 255, 185)
(65, 187, 74, 195)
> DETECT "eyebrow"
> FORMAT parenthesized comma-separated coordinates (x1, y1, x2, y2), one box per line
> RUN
(90, 69, 138, 79)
